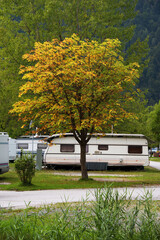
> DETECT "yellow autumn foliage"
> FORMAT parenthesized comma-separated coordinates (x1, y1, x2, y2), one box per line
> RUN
(10, 34, 139, 135)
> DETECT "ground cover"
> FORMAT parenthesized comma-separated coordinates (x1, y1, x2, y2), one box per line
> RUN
(0, 163, 160, 191)
(150, 157, 160, 162)
(1, 188, 160, 240)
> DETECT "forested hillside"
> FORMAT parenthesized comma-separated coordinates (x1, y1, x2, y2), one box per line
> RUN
(134, 0, 160, 105)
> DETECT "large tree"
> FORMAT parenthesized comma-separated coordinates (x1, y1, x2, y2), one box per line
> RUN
(0, 0, 148, 137)
(11, 35, 140, 179)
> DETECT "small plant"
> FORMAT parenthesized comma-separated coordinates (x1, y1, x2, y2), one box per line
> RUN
(15, 154, 35, 185)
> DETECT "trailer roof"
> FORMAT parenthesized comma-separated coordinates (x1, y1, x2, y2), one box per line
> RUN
(46, 133, 149, 142)
(16, 135, 49, 140)
(0, 132, 8, 136)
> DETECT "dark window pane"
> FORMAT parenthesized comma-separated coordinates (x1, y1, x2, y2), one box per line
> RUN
(128, 145, 142, 154)
(37, 143, 48, 149)
(98, 145, 108, 150)
(60, 144, 75, 152)
(17, 143, 28, 149)
(86, 145, 89, 153)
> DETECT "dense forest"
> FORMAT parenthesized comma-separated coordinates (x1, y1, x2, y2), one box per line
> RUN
(0, 0, 159, 139)
(134, 0, 160, 105)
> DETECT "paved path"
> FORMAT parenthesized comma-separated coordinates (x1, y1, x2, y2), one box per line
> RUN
(1, 186, 160, 209)
(150, 161, 160, 170)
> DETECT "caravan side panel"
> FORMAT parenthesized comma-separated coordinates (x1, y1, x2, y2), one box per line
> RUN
(44, 135, 149, 167)
(9, 138, 17, 162)
(0, 133, 9, 174)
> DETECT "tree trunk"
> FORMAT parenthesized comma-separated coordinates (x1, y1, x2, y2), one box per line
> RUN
(80, 143, 88, 179)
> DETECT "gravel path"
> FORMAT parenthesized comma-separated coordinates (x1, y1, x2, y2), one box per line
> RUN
(150, 161, 160, 170)
(0, 186, 160, 209)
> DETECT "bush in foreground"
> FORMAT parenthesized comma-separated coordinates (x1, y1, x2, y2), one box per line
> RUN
(0, 188, 160, 239)
(15, 154, 35, 185)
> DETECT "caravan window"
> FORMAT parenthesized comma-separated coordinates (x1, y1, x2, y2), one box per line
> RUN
(98, 145, 108, 150)
(37, 143, 48, 149)
(60, 144, 75, 152)
(128, 145, 142, 154)
(17, 143, 28, 149)
(86, 145, 89, 153)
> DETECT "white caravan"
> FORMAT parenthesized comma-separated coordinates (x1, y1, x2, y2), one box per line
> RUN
(43, 133, 149, 169)
(16, 135, 48, 157)
(0, 132, 9, 174)
(9, 138, 17, 162)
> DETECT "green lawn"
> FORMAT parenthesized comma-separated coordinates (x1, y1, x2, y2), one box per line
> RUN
(150, 157, 160, 162)
(0, 163, 160, 191)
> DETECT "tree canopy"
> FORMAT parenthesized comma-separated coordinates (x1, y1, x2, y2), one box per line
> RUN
(11, 34, 140, 178)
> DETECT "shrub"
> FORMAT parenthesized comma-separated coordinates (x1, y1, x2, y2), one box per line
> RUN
(15, 154, 35, 185)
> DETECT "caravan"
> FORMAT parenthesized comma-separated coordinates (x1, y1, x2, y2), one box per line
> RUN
(0, 132, 9, 174)
(16, 135, 48, 157)
(44, 133, 149, 169)
(9, 138, 17, 162)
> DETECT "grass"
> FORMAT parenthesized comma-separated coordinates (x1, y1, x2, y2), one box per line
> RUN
(0, 162, 160, 191)
(1, 187, 160, 240)
(150, 157, 160, 162)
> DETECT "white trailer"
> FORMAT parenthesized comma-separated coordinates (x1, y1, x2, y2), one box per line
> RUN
(16, 135, 48, 157)
(9, 138, 17, 162)
(43, 133, 149, 169)
(0, 132, 9, 174)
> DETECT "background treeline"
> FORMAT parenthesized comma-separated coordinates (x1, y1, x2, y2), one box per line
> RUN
(134, 0, 160, 105)
(0, 0, 159, 144)
(115, 0, 160, 145)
